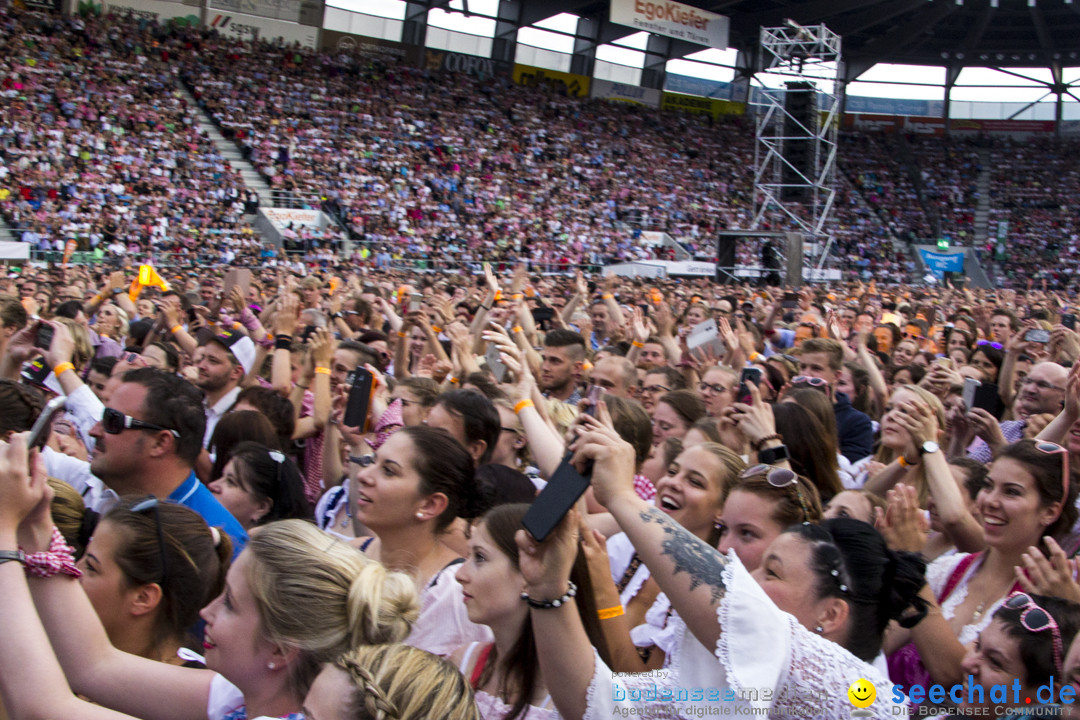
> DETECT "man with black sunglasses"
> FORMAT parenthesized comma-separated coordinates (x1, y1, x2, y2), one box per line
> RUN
(87, 368, 247, 556)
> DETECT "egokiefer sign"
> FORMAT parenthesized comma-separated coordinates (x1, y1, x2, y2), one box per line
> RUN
(610, 0, 728, 49)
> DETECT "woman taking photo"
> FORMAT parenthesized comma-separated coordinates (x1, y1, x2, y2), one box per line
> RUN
(454, 503, 608, 720)
(513, 422, 899, 719)
(0, 436, 420, 720)
(352, 425, 494, 657)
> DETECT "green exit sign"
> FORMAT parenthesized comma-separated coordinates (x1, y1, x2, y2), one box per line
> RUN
(937, 239, 949, 251)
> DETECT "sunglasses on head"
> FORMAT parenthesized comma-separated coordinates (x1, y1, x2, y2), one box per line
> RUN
(1004, 592, 1063, 678)
(741, 464, 811, 523)
(976, 340, 1004, 350)
(102, 408, 180, 439)
(1034, 441, 1070, 504)
(130, 496, 168, 584)
(792, 375, 828, 387)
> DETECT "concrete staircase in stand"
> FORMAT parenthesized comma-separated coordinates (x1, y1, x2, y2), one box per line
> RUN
(176, 84, 275, 208)
(972, 147, 992, 248)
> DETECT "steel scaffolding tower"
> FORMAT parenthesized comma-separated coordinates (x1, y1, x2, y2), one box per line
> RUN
(751, 22, 841, 276)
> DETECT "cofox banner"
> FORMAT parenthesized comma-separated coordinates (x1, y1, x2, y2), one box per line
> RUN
(610, 0, 728, 49)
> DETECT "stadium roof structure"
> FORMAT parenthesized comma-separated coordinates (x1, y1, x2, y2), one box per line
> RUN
(454, 0, 1080, 81)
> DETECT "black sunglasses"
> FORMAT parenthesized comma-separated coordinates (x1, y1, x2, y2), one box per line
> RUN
(102, 408, 180, 439)
(130, 496, 168, 584)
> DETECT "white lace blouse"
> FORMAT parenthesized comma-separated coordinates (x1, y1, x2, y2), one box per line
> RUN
(583, 551, 901, 719)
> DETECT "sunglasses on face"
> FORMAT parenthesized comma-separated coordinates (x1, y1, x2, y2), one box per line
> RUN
(1034, 441, 1070, 503)
(1004, 592, 1063, 678)
(741, 464, 811, 523)
(130, 496, 168, 583)
(102, 408, 180, 439)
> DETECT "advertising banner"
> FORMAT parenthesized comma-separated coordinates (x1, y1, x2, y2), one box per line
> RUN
(261, 208, 324, 229)
(319, 29, 421, 64)
(918, 248, 965, 277)
(108, 0, 198, 23)
(660, 91, 745, 119)
(422, 49, 510, 77)
(209, 0, 301, 23)
(591, 78, 661, 108)
(949, 118, 1055, 134)
(208, 12, 317, 47)
(610, 0, 728, 49)
(842, 113, 947, 136)
(512, 64, 590, 98)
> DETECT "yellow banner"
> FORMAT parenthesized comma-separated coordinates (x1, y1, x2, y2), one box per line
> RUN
(512, 64, 591, 98)
(660, 91, 745, 119)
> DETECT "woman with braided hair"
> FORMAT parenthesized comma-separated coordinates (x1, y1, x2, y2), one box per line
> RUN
(306, 644, 480, 720)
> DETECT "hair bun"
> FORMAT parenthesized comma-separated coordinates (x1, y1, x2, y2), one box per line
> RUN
(346, 562, 420, 648)
(884, 549, 929, 628)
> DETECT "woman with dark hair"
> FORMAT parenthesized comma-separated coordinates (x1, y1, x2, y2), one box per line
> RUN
(230, 386, 297, 452)
(887, 438, 1079, 690)
(967, 344, 1004, 384)
(208, 411, 281, 483)
(78, 499, 232, 664)
(454, 504, 608, 719)
(946, 326, 974, 366)
(956, 593, 1080, 718)
(756, 518, 927, 675)
(771, 402, 842, 504)
(352, 425, 495, 657)
(207, 442, 312, 530)
(651, 389, 706, 445)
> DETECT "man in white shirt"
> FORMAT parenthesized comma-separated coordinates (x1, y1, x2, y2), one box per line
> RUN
(193, 329, 256, 447)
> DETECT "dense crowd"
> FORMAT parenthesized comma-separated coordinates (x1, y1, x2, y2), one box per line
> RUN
(0, 257, 1079, 719)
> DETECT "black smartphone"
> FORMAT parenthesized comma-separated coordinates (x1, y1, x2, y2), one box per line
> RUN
(27, 396, 67, 450)
(521, 455, 591, 542)
(782, 292, 798, 310)
(1024, 328, 1051, 343)
(299, 324, 317, 343)
(531, 307, 555, 324)
(737, 367, 763, 405)
(343, 368, 375, 431)
(35, 322, 54, 351)
(1063, 313, 1077, 331)
(973, 382, 1004, 420)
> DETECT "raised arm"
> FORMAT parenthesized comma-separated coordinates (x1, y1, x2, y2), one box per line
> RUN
(2, 436, 213, 720)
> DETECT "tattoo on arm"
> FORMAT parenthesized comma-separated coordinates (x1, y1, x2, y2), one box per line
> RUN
(639, 507, 729, 604)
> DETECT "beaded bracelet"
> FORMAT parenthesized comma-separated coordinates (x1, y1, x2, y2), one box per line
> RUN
(521, 581, 576, 609)
(751, 433, 782, 450)
(22, 527, 82, 579)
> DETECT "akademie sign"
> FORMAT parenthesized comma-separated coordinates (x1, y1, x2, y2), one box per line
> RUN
(610, 0, 728, 49)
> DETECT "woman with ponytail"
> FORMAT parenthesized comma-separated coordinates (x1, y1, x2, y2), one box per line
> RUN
(351, 425, 495, 656)
(78, 498, 231, 666)
(0, 432, 421, 720)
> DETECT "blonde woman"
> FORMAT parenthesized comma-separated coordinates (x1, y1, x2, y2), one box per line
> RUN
(0, 440, 418, 720)
(316, 644, 480, 720)
(864, 384, 946, 503)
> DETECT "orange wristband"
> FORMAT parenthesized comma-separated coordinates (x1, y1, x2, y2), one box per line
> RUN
(602, 293, 614, 300)
(514, 399, 535, 414)
(53, 362, 75, 377)
(314, 367, 331, 375)
(631, 340, 644, 348)
(598, 605, 625, 620)
(170, 325, 182, 334)
(512, 326, 524, 334)
(398, 332, 406, 338)
(431, 326, 443, 333)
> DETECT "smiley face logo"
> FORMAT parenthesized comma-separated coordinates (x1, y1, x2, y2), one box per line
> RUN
(847, 679, 876, 708)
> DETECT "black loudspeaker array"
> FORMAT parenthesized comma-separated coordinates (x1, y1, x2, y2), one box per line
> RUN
(781, 82, 817, 202)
